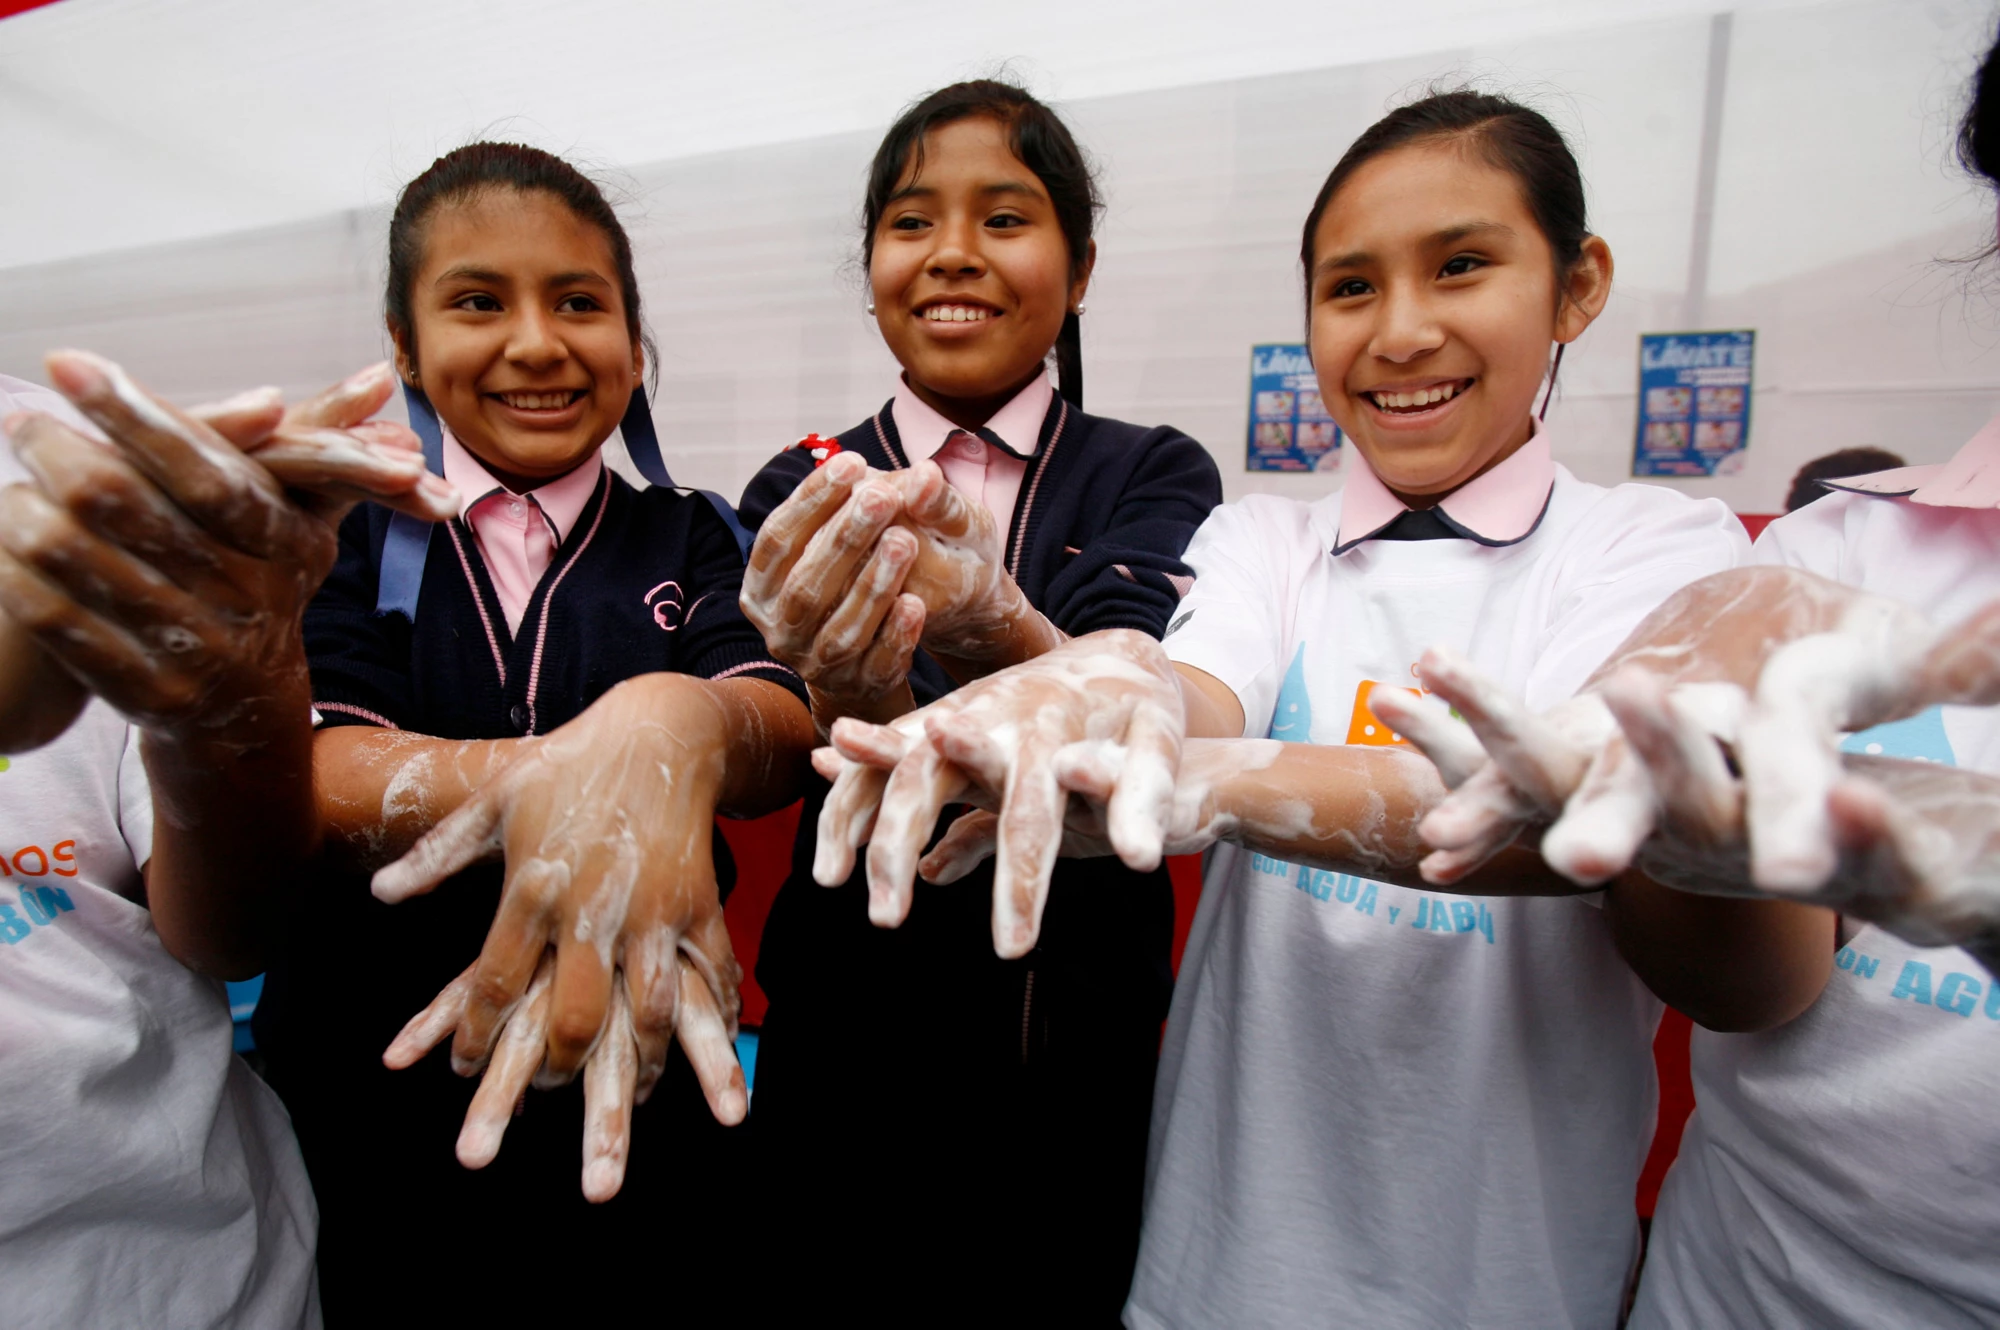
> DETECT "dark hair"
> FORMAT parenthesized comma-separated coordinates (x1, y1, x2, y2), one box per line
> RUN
(1299, 90, 1590, 414)
(385, 141, 652, 378)
(1960, 26, 2000, 185)
(861, 80, 1101, 406)
(1785, 447, 1906, 512)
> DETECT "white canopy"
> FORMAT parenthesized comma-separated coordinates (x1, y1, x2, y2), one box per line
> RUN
(3, 0, 1996, 508)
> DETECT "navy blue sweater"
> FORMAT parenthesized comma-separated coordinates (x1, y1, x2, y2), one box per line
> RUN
(259, 467, 802, 1305)
(737, 394, 1222, 1025)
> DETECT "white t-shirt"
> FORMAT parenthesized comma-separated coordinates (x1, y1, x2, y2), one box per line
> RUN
(1632, 489, 2000, 1330)
(1131, 466, 1746, 1329)
(0, 374, 319, 1329)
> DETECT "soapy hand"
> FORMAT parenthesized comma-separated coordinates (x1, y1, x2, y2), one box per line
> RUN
(813, 628, 1184, 957)
(1366, 566, 1905, 886)
(371, 674, 748, 1201)
(1374, 566, 2000, 971)
(0, 351, 454, 745)
(741, 453, 1055, 728)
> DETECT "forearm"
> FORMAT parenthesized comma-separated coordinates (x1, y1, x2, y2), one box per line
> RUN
(314, 724, 519, 872)
(700, 676, 816, 816)
(0, 606, 86, 754)
(1204, 739, 1585, 895)
(808, 677, 916, 736)
(929, 592, 1067, 685)
(140, 664, 319, 978)
(1606, 870, 1834, 1031)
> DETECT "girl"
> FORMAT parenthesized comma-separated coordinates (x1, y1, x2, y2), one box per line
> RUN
(732, 81, 1221, 1321)
(820, 91, 1817, 1327)
(252, 143, 814, 1320)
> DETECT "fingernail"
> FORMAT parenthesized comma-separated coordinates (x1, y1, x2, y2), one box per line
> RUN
(213, 385, 284, 414)
(343, 361, 393, 390)
(583, 1156, 623, 1200)
(421, 474, 456, 498)
(43, 349, 112, 402)
(364, 440, 425, 469)
(827, 451, 865, 483)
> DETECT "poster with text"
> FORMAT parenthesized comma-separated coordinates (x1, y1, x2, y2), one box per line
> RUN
(1247, 343, 1343, 472)
(1632, 330, 1754, 477)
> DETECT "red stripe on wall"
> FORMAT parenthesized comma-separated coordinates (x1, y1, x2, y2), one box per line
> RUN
(0, 0, 64, 19)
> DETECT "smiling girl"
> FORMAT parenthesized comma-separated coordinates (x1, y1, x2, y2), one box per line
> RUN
(732, 81, 1221, 1320)
(251, 143, 814, 1320)
(807, 89, 1796, 1325)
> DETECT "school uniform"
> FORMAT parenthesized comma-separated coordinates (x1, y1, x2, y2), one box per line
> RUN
(1131, 426, 1748, 1330)
(737, 371, 1221, 1324)
(1633, 421, 2000, 1329)
(256, 432, 801, 1321)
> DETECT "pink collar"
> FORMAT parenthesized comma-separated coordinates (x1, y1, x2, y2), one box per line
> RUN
(441, 428, 603, 542)
(891, 369, 1053, 463)
(1334, 419, 1556, 552)
(1824, 414, 2000, 508)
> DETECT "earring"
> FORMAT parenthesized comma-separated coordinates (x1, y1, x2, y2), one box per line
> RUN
(866, 299, 877, 315)
(1073, 303, 1087, 316)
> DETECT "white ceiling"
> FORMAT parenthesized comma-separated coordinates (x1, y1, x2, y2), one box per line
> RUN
(1, 0, 1828, 272)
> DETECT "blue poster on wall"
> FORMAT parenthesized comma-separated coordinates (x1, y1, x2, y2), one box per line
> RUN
(1247, 343, 1343, 472)
(1632, 330, 1754, 477)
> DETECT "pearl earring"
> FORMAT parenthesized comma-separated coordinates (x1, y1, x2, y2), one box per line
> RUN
(1073, 303, 1087, 316)
(866, 300, 877, 315)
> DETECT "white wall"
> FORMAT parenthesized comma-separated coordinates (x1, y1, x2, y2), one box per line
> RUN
(2, 0, 1996, 512)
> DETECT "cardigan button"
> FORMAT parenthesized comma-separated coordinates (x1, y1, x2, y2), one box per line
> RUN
(509, 704, 530, 733)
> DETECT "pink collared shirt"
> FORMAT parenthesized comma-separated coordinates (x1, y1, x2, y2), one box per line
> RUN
(891, 370, 1053, 537)
(1334, 419, 1556, 551)
(442, 429, 603, 635)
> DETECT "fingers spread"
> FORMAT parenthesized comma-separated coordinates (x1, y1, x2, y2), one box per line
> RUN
(814, 758, 889, 886)
(373, 785, 506, 903)
(992, 735, 1065, 958)
(1367, 688, 1486, 789)
(1601, 669, 1739, 846)
(1418, 647, 1590, 811)
(543, 920, 615, 1084)
(866, 738, 969, 928)
(676, 964, 749, 1127)
(581, 983, 638, 1203)
(383, 963, 476, 1070)
(622, 929, 680, 1103)
(1104, 701, 1183, 873)
(453, 856, 567, 1072)
(919, 809, 1001, 884)
(456, 953, 555, 1171)
(1540, 734, 1657, 886)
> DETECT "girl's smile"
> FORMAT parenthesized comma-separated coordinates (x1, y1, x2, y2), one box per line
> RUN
(871, 116, 1092, 431)
(395, 188, 641, 494)
(1307, 139, 1610, 503)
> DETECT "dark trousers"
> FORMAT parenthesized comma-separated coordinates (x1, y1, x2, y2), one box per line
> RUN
(748, 857, 1173, 1327)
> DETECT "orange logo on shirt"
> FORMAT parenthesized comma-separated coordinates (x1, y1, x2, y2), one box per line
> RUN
(1347, 680, 1420, 747)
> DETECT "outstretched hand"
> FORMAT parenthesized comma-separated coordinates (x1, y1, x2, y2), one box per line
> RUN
(369, 674, 751, 1201)
(812, 628, 1184, 957)
(1373, 567, 2000, 974)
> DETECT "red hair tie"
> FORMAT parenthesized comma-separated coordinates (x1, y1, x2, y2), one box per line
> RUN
(794, 433, 843, 467)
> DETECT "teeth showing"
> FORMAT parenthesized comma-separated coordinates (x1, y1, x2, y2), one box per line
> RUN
(1369, 381, 1467, 411)
(922, 305, 992, 323)
(498, 392, 580, 410)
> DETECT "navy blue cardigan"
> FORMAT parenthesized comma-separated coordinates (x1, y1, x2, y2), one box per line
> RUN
(738, 395, 1222, 1022)
(261, 467, 801, 1143)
